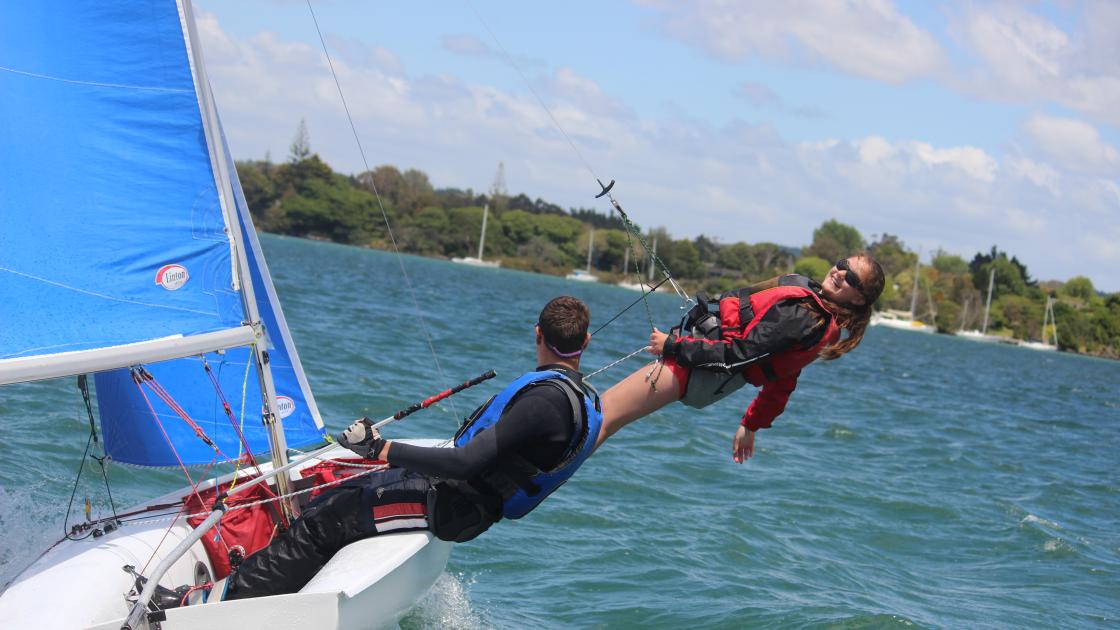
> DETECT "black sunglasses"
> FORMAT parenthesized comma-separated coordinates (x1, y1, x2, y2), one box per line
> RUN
(835, 258, 863, 292)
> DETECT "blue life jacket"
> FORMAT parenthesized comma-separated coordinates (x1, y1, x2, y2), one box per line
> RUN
(453, 370, 602, 519)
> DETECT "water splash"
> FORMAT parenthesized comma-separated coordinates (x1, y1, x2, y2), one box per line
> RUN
(399, 572, 484, 630)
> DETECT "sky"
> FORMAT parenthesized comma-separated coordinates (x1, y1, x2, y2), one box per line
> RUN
(194, 1, 1120, 292)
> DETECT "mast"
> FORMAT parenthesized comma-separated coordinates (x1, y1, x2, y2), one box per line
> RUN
(648, 235, 658, 283)
(982, 267, 995, 335)
(1042, 297, 1057, 346)
(181, 0, 297, 518)
(925, 278, 937, 323)
(477, 202, 489, 261)
(1050, 299, 1059, 346)
(958, 297, 969, 333)
(586, 228, 594, 273)
(909, 250, 921, 320)
(622, 247, 630, 277)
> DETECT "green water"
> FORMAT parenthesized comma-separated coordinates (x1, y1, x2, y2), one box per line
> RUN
(2, 234, 1118, 628)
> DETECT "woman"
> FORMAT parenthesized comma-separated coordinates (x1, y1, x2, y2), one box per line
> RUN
(597, 255, 884, 462)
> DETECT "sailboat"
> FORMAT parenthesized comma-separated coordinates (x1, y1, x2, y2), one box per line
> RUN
(566, 228, 599, 282)
(616, 246, 645, 291)
(451, 163, 502, 268)
(0, 2, 449, 628)
(871, 252, 935, 333)
(1018, 296, 1059, 351)
(956, 267, 1002, 342)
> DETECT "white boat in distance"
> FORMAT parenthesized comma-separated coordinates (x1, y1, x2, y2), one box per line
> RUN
(0, 2, 449, 628)
(871, 253, 934, 333)
(956, 267, 1003, 342)
(1018, 296, 1059, 352)
(566, 228, 599, 282)
(451, 164, 502, 268)
(872, 311, 936, 333)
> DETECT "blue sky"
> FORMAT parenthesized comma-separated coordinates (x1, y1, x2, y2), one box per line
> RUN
(195, 1, 1120, 291)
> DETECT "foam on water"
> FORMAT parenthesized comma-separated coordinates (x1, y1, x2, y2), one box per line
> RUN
(399, 572, 483, 630)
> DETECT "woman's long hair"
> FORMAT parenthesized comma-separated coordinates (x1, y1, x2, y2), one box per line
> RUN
(819, 254, 885, 360)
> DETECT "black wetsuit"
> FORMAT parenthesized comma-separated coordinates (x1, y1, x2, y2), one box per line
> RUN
(224, 365, 580, 600)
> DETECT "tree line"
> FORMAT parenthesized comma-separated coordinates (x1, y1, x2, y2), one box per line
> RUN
(236, 131, 1118, 360)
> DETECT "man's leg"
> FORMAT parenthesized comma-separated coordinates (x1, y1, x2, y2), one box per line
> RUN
(224, 468, 431, 600)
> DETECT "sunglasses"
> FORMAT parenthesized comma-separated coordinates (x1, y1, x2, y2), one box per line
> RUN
(835, 258, 863, 292)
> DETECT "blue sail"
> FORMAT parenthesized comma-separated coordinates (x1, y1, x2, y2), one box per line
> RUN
(95, 122, 326, 467)
(0, 2, 247, 369)
(0, 0, 324, 465)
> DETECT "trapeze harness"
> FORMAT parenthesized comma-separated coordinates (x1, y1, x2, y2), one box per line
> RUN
(453, 370, 602, 520)
(670, 275, 841, 408)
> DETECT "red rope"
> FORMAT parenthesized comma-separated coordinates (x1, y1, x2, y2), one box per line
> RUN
(201, 358, 263, 471)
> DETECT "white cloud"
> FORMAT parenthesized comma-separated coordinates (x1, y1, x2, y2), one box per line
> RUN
(1021, 113, 1120, 177)
(857, 136, 896, 165)
(640, 0, 946, 83)
(1006, 157, 1060, 195)
(910, 142, 998, 182)
(949, 2, 1120, 127)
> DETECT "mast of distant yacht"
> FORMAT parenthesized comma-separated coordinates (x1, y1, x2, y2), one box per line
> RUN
(909, 251, 921, 320)
(981, 267, 995, 335)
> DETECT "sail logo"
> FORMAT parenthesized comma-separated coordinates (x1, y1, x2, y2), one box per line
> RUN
(155, 264, 189, 291)
(275, 396, 296, 419)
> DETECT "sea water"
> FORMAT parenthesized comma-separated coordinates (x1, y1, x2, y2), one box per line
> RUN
(1, 234, 1117, 629)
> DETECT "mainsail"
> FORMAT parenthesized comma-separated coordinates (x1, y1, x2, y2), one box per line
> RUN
(0, 1, 250, 383)
(0, 0, 325, 462)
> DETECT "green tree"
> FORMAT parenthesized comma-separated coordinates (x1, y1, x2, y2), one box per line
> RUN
(693, 235, 721, 264)
(665, 239, 702, 278)
(934, 300, 962, 333)
(289, 119, 311, 163)
(794, 256, 831, 281)
(236, 161, 278, 223)
(931, 250, 969, 275)
(717, 242, 753, 274)
(1062, 276, 1095, 301)
(500, 209, 538, 245)
(804, 219, 864, 262)
(867, 233, 915, 278)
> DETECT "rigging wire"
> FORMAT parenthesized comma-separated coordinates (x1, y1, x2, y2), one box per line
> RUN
(305, 0, 459, 420)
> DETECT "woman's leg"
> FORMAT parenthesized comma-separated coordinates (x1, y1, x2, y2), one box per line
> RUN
(596, 361, 683, 448)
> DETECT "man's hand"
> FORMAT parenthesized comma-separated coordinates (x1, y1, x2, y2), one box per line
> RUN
(732, 425, 755, 464)
(647, 328, 669, 355)
(338, 417, 386, 460)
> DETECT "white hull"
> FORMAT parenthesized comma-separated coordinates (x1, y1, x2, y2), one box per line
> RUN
(450, 256, 500, 268)
(1018, 340, 1057, 351)
(565, 270, 598, 282)
(954, 330, 1004, 343)
(616, 281, 644, 291)
(0, 442, 451, 630)
(871, 315, 935, 333)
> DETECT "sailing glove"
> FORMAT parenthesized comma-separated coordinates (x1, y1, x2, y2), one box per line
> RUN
(338, 417, 386, 460)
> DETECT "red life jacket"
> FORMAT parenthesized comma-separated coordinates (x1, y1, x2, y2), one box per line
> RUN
(716, 284, 840, 386)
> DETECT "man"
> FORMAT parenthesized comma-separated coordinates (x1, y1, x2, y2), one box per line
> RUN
(224, 295, 601, 599)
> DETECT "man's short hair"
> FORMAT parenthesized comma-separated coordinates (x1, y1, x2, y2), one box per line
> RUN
(538, 296, 590, 355)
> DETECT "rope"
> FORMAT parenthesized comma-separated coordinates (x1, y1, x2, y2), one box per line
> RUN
(305, 0, 459, 420)
(584, 345, 650, 382)
(119, 462, 390, 527)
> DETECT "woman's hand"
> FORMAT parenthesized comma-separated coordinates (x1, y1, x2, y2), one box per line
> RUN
(648, 327, 668, 355)
(732, 425, 755, 464)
